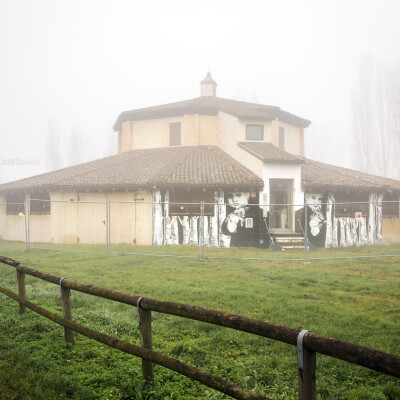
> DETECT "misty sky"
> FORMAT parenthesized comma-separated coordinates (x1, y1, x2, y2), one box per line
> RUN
(1, 0, 399, 184)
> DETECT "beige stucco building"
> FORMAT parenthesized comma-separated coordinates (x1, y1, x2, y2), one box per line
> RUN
(1, 73, 399, 249)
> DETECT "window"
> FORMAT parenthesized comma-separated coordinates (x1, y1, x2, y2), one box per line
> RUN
(169, 122, 181, 146)
(334, 192, 353, 217)
(169, 189, 214, 216)
(30, 192, 51, 215)
(246, 124, 263, 140)
(6, 193, 25, 215)
(279, 127, 285, 149)
(334, 192, 369, 217)
(382, 193, 399, 217)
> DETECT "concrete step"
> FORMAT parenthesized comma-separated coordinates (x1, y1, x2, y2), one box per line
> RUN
(272, 234, 306, 250)
(280, 245, 309, 250)
(275, 237, 305, 243)
(273, 233, 303, 237)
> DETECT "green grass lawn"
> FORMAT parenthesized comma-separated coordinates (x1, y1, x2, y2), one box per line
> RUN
(0, 245, 399, 399)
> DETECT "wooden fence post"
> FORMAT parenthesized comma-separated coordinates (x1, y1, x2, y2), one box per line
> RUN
(138, 299, 154, 383)
(60, 279, 74, 343)
(298, 330, 316, 400)
(17, 270, 26, 314)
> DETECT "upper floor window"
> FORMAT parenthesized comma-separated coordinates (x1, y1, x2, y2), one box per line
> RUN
(279, 127, 285, 149)
(6, 193, 25, 215)
(30, 192, 51, 215)
(169, 122, 181, 146)
(246, 124, 263, 140)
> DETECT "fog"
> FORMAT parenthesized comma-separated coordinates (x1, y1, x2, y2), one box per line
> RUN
(1, 0, 399, 183)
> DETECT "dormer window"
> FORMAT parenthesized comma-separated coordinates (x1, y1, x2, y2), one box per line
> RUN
(246, 124, 263, 140)
(169, 122, 181, 146)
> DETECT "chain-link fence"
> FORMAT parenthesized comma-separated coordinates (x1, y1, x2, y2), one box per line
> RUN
(0, 198, 399, 260)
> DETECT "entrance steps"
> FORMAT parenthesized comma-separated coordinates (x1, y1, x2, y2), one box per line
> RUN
(272, 233, 305, 250)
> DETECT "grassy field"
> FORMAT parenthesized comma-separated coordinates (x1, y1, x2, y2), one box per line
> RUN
(0, 245, 399, 399)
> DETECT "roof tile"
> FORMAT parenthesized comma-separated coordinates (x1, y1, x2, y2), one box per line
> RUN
(302, 158, 400, 191)
(238, 142, 304, 163)
(113, 96, 311, 131)
(0, 146, 264, 192)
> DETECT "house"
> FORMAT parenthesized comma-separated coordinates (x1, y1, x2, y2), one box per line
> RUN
(1, 73, 399, 249)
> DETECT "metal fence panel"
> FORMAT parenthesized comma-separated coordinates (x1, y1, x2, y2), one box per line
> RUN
(0, 202, 27, 253)
(0, 198, 399, 260)
(29, 200, 107, 253)
(109, 201, 203, 257)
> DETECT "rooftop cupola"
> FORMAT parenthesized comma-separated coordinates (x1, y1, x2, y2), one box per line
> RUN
(200, 72, 217, 97)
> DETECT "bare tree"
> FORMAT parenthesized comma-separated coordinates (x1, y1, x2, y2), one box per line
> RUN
(352, 56, 400, 179)
(67, 122, 87, 167)
(46, 118, 63, 171)
(102, 128, 117, 157)
(46, 119, 91, 171)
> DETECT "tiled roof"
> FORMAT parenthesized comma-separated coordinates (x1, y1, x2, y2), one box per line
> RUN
(238, 141, 400, 191)
(0, 146, 264, 192)
(2, 144, 398, 194)
(302, 158, 400, 191)
(113, 96, 311, 131)
(238, 142, 304, 163)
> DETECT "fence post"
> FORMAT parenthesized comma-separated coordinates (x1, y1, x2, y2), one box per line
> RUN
(298, 330, 316, 400)
(200, 201, 204, 259)
(28, 199, 30, 250)
(138, 300, 154, 383)
(304, 200, 308, 261)
(16, 269, 26, 314)
(60, 279, 74, 343)
(24, 201, 29, 252)
(106, 200, 110, 254)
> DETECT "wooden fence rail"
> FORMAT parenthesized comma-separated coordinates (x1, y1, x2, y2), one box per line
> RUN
(0, 255, 399, 400)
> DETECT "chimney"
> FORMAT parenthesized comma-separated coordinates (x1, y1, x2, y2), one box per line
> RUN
(200, 72, 217, 97)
